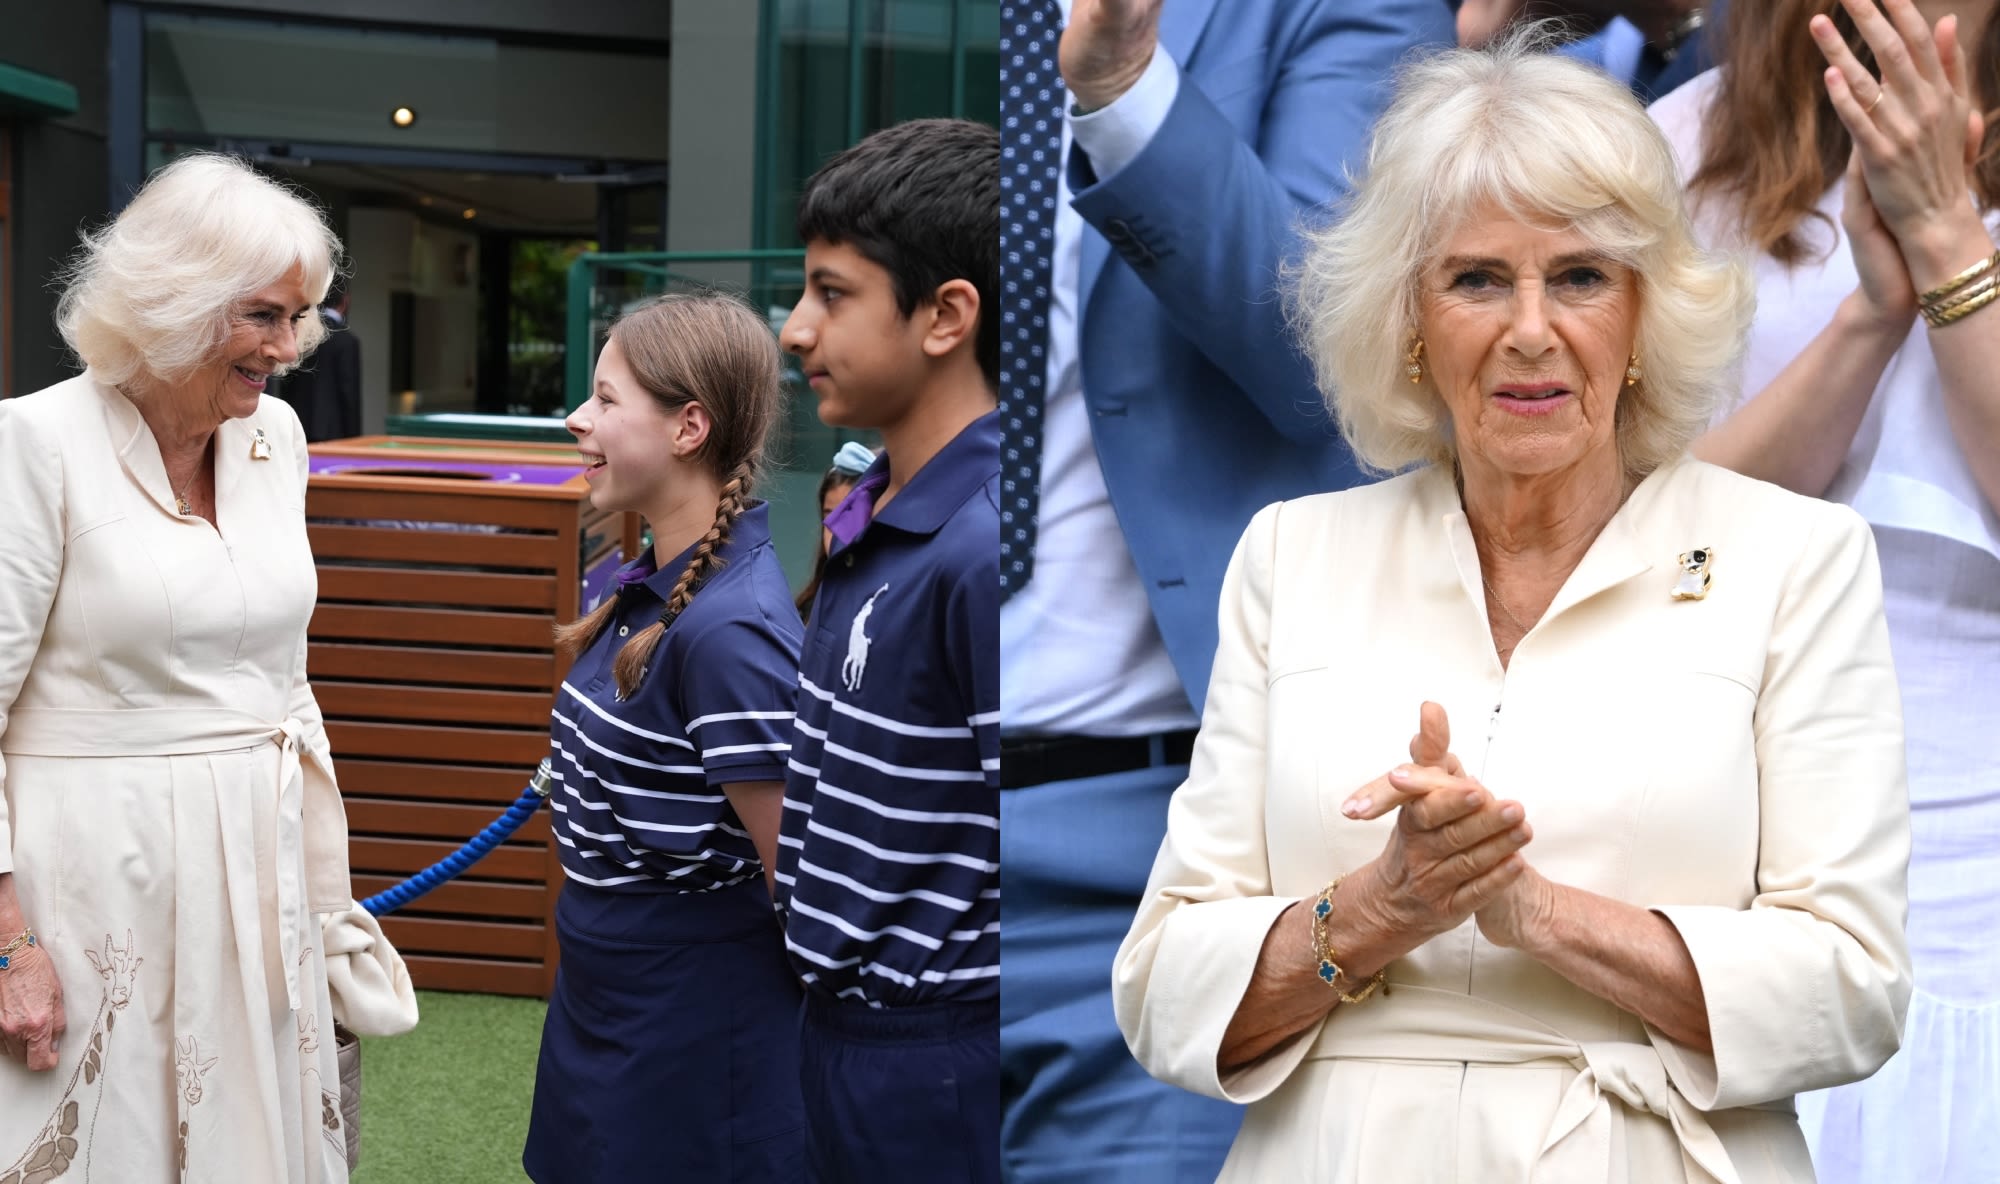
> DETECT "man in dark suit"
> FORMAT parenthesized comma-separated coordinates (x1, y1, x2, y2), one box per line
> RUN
(281, 276, 361, 442)
(997, 1, 1453, 1180)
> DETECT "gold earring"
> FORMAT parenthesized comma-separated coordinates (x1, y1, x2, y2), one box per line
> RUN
(1405, 337, 1426, 385)
(1625, 354, 1642, 387)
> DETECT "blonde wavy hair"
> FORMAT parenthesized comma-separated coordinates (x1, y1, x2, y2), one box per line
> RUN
(1289, 29, 1754, 480)
(56, 152, 343, 392)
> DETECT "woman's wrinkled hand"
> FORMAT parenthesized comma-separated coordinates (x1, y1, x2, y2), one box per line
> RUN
(1341, 703, 1533, 943)
(1474, 860, 1557, 951)
(1813, 0, 1988, 281)
(0, 937, 66, 1071)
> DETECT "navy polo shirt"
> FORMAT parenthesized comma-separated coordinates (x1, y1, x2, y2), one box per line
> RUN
(775, 411, 1001, 1007)
(547, 502, 804, 893)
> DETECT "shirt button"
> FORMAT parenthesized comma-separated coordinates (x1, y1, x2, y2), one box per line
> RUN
(617, 625, 630, 636)
(844, 554, 855, 568)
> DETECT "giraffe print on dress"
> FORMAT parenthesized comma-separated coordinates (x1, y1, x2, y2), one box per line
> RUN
(295, 947, 346, 1162)
(174, 1036, 218, 1184)
(0, 932, 143, 1184)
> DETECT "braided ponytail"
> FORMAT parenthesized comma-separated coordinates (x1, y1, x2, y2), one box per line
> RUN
(610, 457, 757, 697)
(553, 291, 782, 701)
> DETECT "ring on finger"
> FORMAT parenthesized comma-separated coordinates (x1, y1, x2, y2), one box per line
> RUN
(1866, 88, 1886, 114)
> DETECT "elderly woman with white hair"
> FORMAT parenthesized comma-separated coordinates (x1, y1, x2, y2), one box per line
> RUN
(0, 153, 352, 1181)
(1112, 36, 1912, 1183)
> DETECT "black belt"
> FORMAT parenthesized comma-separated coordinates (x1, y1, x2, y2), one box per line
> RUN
(999, 729, 1198, 789)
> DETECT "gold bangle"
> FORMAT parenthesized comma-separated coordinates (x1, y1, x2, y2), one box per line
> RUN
(1927, 281, 2000, 328)
(1920, 270, 2000, 322)
(1916, 249, 1999, 306)
(0, 928, 36, 970)
(1310, 877, 1386, 1004)
(1927, 271, 1999, 315)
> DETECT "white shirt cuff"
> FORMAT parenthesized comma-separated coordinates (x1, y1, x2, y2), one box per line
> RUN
(1068, 44, 1180, 180)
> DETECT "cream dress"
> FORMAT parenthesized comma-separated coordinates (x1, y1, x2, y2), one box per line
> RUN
(0, 373, 351, 1183)
(1114, 461, 1912, 1183)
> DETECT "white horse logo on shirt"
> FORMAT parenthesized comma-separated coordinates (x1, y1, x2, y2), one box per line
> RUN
(843, 584, 890, 692)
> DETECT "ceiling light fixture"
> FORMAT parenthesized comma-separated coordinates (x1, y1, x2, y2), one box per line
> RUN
(391, 107, 417, 128)
(462, 208, 477, 220)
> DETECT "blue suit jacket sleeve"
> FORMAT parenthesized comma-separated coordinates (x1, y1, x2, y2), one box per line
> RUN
(1067, 0, 1454, 445)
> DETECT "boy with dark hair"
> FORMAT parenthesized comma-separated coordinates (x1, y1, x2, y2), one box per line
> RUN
(775, 117, 1000, 1184)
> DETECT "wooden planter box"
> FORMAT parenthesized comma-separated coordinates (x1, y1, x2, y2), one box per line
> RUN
(305, 436, 640, 998)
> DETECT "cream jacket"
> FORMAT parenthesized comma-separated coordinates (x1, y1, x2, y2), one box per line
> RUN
(1113, 460, 1912, 1183)
(0, 371, 349, 909)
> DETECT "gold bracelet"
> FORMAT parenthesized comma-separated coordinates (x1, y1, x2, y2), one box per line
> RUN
(0, 928, 36, 970)
(1927, 281, 2000, 328)
(1928, 268, 1998, 312)
(1916, 249, 1999, 306)
(1310, 877, 1386, 1004)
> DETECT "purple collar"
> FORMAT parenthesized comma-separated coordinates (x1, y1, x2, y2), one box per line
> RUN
(824, 469, 890, 548)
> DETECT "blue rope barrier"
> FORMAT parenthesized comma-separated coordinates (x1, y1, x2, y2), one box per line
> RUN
(360, 759, 555, 918)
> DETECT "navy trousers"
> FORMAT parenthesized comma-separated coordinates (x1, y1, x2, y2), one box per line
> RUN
(1000, 764, 1243, 1183)
(799, 991, 1000, 1184)
(524, 878, 804, 1184)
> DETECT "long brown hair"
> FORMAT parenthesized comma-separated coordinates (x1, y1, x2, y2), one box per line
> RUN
(1690, 0, 1999, 264)
(554, 292, 783, 697)
(793, 465, 859, 622)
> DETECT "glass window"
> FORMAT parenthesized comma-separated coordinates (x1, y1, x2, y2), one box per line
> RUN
(759, 0, 998, 250)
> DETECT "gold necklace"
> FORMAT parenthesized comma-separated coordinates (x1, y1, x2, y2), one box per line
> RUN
(1481, 571, 1530, 633)
(174, 471, 197, 516)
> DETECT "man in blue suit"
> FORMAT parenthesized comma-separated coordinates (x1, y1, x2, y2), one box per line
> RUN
(997, 1, 1453, 1180)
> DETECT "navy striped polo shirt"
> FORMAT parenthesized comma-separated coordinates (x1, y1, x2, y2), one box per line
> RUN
(547, 502, 804, 893)
(775, 412, 1001, 1007)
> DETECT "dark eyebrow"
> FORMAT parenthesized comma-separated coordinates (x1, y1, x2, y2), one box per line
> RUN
(808, 266, 851, 286)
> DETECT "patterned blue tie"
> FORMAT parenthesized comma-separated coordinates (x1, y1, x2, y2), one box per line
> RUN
(998, 0, 1063, 602)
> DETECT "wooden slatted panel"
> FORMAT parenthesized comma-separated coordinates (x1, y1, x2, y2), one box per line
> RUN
(343, 798, 552, 844)
(326, 720, 549, 766)
(308, 486, 572, 530)
(310, 604, 553, 648)
(308, 524, 560, 569)
(308, 460, 639, 999)
(333, 758, 543, 802)
(349, 875, 544, 919)
(317, 566, 559, 611)
(400, 955, 545, 997)
(315, 683, 553, 728)
(349, 836, 545, 881)
(309, 643, 554, 689)
(378, 916, 545, 961)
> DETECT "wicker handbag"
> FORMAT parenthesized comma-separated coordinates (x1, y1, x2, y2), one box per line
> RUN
(334, 1023, 362, 1169)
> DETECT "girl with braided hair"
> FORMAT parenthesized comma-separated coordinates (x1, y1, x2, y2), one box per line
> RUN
(523, 292, 805, 1184)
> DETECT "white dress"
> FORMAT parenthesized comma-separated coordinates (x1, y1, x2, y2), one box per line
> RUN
(0, 373, 352, 1183)
(1653, 71, 2000, 1184)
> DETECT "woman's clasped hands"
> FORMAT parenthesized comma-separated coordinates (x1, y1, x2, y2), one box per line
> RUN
(1814, 0, 1990, 323)
(1339, 702, 1549, 951)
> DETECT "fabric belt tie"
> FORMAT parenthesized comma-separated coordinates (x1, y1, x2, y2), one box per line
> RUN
(4, 706, 320, 1012)
(1303, 983, 1775, 1183)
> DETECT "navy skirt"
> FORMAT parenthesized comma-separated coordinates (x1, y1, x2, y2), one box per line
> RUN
(524, 878, 805, 1184)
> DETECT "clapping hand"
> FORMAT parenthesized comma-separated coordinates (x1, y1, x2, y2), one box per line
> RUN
(1813, 0, 1990, 288)
(1340, 703, 1533, 942)
(1060, 0, 1163, 112)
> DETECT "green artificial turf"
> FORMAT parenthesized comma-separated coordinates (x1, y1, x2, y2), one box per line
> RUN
(350, 990, 546, 1184)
